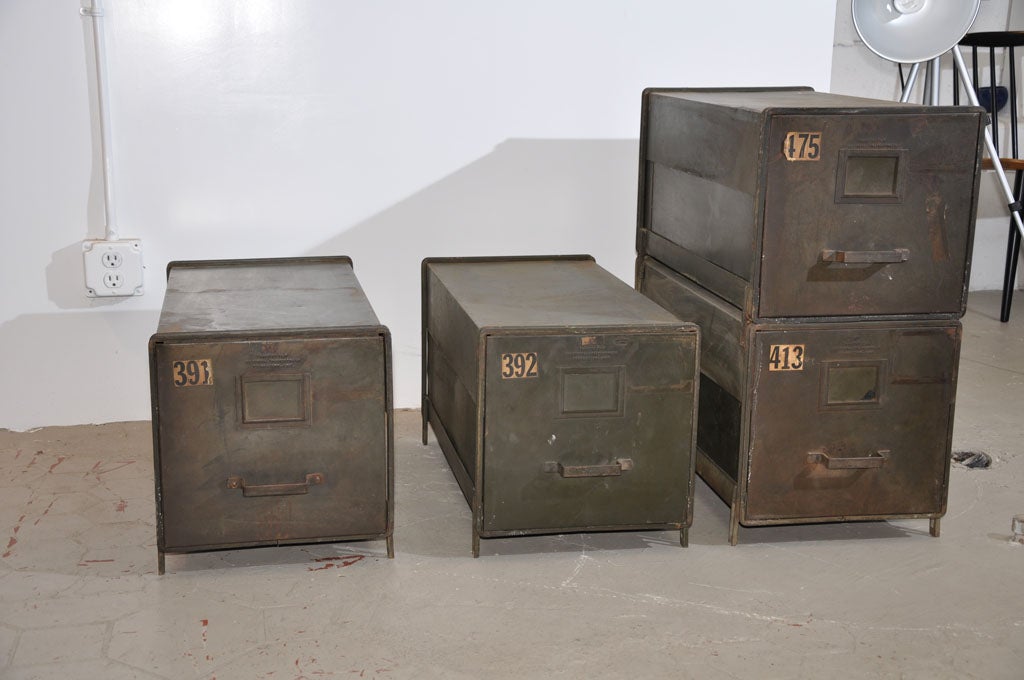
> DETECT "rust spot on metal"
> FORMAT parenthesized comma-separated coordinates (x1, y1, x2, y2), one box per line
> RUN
(925, 194, 950, 261)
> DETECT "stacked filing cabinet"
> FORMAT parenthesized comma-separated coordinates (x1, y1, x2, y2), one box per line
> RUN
(421, 256, 699, 556)
(149, 257, 393, 573)
(634, 88, 985, 543)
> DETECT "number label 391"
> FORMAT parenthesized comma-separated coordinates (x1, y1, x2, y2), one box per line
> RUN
(768, 344, 805, 371)
(171, 359, 214, 387)
(500, 352, 539, 379)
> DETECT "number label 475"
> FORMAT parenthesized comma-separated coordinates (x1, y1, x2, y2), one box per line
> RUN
(783, 131, 822, 161)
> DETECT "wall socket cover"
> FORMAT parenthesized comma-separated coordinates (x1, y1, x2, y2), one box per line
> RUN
(83, 239, 144, 297)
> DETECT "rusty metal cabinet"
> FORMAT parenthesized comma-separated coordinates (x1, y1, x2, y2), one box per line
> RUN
(635, 88, 980, 543)
(637, 87, 985, 321)
(421, 256, 699, 556)
(639, 257, 959, 543)
(149, 257, 393, 573)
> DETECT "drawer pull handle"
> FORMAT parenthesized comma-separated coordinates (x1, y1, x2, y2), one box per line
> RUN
(807, 450, 888, 470)
(543, 458, 634, 478)
(226, 472, 325, 497)
(820, 248, 909, 264)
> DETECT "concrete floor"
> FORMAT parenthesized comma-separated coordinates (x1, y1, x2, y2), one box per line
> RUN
(1, 291, 1022, 679)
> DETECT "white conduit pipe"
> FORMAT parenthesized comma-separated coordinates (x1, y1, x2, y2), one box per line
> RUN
(80, 0, 118, 241)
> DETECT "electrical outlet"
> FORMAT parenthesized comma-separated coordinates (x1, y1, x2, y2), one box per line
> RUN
(83, 239, 144, 297)
(103, 271, 124, 288)
(101, 250, 123, 268)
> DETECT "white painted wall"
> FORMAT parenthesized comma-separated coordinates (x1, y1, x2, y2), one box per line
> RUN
(0, 0, 838, 431)
(831, 0, 1024, 291)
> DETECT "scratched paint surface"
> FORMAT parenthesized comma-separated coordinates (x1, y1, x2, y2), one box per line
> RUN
(0, 293, 1022, 679)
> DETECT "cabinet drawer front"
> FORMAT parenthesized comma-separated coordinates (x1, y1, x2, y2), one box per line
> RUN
(155, 336, 388, 551)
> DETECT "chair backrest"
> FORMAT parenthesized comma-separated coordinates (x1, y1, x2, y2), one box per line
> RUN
(955, 31, 1024, 159)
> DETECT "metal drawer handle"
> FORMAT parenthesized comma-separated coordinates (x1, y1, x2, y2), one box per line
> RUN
(226, 472, 325, 497)
(807, 450, 888, 470)
(820, 248, 909, 264)
(543, 458, 634, 478)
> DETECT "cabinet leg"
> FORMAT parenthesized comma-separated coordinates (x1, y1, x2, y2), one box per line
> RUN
(729, 505, 740, 546)
(929, 518, 941, 537)
(157, 551, 165, 576)
(472, 530, 480, 558)
(386, 534, 395, 558)
(679, 528, 689, 548)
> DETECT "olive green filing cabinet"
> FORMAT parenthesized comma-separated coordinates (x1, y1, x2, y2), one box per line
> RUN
(421, 255, 699, 556)
(149, 257, 393, 574)
(634, 87, 980, 543)
(638, 257, 960, 544)
(637, 87, 984, 321)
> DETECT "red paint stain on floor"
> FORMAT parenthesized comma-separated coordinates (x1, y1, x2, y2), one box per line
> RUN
(3, 536, 17, 558)
(89, 460, 137, 480)
(33, 499, 56, 526)
(115, 499, 128, 512)
(311, 557, 364, 569)
(47, 456, 67, 473)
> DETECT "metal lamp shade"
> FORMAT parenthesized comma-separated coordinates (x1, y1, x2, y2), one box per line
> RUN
(852, 0, 981, 63)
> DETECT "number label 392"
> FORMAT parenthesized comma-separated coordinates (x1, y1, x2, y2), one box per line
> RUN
(783, 131, 822, 161)
(171, 359, 214, 387)
(768, 344, 805, 371)
(500, 352, 539, 379)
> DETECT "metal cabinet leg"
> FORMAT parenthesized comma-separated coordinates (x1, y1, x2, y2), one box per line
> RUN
(157, 551, 165, 575)
(930, 517, 941, 537)
(471, 530, 480, 558)
(679, 528, 689, 547)
(728, 505, 741, 546)
(421, 403, 429, 445)
(386, 534, 395, 558)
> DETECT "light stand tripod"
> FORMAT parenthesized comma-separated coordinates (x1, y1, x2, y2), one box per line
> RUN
(853, 0, 1024, 304)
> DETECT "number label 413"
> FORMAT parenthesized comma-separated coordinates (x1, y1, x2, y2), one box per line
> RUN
(768, 344, 805, 371)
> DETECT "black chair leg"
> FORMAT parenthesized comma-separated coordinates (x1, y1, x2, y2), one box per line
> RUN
(1001, 223, 1021, 322)
(1001, 171, 1024, 322)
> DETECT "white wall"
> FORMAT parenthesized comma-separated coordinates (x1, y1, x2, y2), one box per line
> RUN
(830, 0, 1024, 291)
(0, 0, 838, 431)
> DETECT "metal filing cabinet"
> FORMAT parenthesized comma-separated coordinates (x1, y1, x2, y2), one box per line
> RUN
(149, 257, 393, 573)
(637, 87, 984, 320)
(421, 256, 699, 556)
(639, 259, 959, 543)
(635, 88, 982, 542)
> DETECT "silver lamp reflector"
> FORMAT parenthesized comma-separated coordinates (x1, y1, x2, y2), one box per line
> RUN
(852, 0, 981, 63)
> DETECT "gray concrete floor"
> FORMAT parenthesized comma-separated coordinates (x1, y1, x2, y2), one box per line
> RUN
(1, 290, 1022, 679)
